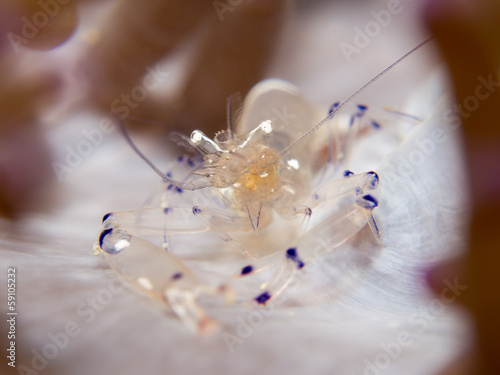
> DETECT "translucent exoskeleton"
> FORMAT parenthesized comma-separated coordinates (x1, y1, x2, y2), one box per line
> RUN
(95, 40, 430, 334)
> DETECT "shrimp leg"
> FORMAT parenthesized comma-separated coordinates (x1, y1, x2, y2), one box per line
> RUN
(97, 226, 229, 334)
(103, 204, 258, 258)
(307, 170, 379, 209)
(192, 206, 257, 258)
(236, 176, 380, 304)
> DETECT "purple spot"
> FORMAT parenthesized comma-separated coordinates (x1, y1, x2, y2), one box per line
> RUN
(367, 172, 379, 188)
(362, 194, 378, 209)
(371, 214, 380, 236)
(343, 170, 354, 178)
(349, 115, 355, 127)
(172, 272, 183, 280)
(255, 292, 271, 305)
(241, 265, 253, 275)
(99, 228, 112, 249)
(286, 248, 297, 259)
(286, 247, 305, 270)
(328, 102, 340, 118)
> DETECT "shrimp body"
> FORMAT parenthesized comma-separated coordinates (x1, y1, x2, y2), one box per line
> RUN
(189, 120, 285, 229)
(96, 39, 430, 332)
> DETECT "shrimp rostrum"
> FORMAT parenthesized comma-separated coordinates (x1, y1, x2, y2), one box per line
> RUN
(96, 41, 429, 333)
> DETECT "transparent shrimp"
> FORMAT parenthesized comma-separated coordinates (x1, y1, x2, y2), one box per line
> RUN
(234, 170, 380, 304)
(97, 222, 228, 334)
(95, 39, 431, 332)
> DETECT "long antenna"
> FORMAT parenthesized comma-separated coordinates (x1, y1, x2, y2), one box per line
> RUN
(117, 119, 191, 189)
(279, 37, 433, 157)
